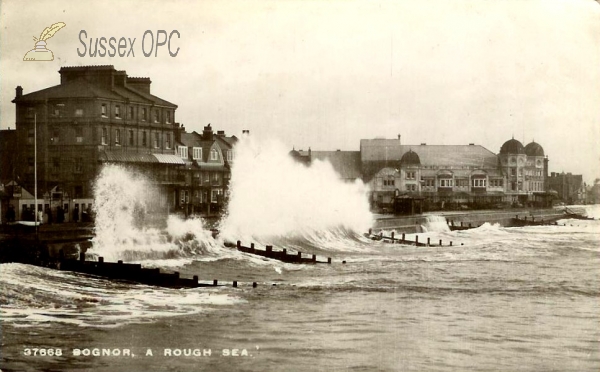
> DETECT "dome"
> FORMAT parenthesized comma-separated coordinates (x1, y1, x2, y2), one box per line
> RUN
(525, 141, 544, 157)
(500, 138, 525, 155)
(400, 150, 420, 166)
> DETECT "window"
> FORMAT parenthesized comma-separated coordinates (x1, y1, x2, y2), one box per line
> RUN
(166, 111, 171, 123)
(490, 179, 503, 187)
(75, 127, 83, 143)
(383, 179, 395, 187)
(101, 104, 107, 117)
(211, 189, 223, 203)
(193, 147, 202, 160)
(406, 184, 416, 191)
(406, 171, 415, 180)
(178, 146, 188, 159)
(115, 105, 121, 119)
(456, 179, 469, 187)
(27, 129, 34, 144)
(154, 110, 159, 123)
(227, 150, 234, 162)
(129, 106, 134, 119)
(101, 128, 108, 145)
(154, 132, 159, 148)
(74, 157, 83, 173)
(423, 178, 435, 187)
(115, 129, 121, 145)
(439, 179, 453, 187)
(472, 179, 486, 187)
(27, 158, 34, 174)
(210, 148, 218, 161)
(142, 131, 147, 146)
(518, 168, 523, 176)
(518, 181, 523, 191)
(128, 130, 134, 145)
(180, 190, 189, 204)
(166, 134, 171, 149)
(74, 108, 83, 117)
(53, 109, 60, 117)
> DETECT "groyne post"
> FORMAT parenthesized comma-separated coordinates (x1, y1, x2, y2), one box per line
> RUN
(237, 240, 241, 249)
(233, 281, 237, 288)
(450, 241, 453, 246)
(402, 233, 405, 242)
(250, 243, 255, 252)
(297, 252, 302, 262)
(391, 232, 395, 240)
(266, 245, 273, 258)
(253, 282, 257, 288)
(193, 275, 198, 285)
(439, 239, 442, 246)
(327, 257, 332, 264)
(118, 260, 123, 264)
(312, 254, 316, 263)
(99, 257, 104, 263)
(415, 235, 419, 245)
(427, 237, 430, 246)
(79, 252, 85, 262)
(213, 279, 218, 286)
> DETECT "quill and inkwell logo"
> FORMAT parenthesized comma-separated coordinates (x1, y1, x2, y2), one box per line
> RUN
(23, 22, 66, 61)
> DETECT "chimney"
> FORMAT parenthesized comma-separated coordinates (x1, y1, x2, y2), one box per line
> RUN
(242, 130, 250, 136)
(469, 143, 474, 146)
(203, 124, 214, 140)
(15, 86, 23, 99)
(217, 130, 225, 136)
(420, 143, 426, 146)
(126, 77, 151, 94)
(174, 123, 184, 143)
(397, 134, 401, 143)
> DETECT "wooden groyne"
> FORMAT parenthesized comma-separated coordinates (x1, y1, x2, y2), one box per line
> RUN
(233, 241, 332, 264)
(58, 252, 255, 289)
(365, 229, 460, 247)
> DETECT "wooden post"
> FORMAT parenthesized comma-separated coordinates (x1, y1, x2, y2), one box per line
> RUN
(312, 254, 316, 263)
(118, 260, 123, 264)
(233, 281, 238, 288)
(98, 257, 104, 263)
(174, 271, 179, 279)
(439, 239, 442, 246)
(213, 279, 218, 286)
(461, 221, 464, 227)
(237, 240, 241, 249)
(415, 235, 419, 245)
(193, 275, 198, 285)
(327, 257, 332, 264)
(250, 243, 255, 252)
(402, 233, 405, 241)
(283, 248, 287, 256)
(79, 252, 85, 262)
(297, 252, 302, 262)
(469, 223, 472, 228)
(427, 237, 430, 246)
(368, 228, 372, 235)
(391, 232, 395, 240)
(253, 282, 257, 288)
(450, 241, 453, 246)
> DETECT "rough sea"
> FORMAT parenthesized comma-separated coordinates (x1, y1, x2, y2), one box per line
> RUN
(1, 139, 598, 372)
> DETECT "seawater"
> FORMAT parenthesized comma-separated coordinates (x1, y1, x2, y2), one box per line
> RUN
(1, 138, 598, 372)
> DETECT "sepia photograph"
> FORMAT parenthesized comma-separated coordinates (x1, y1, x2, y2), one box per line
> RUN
(1, 0, 599, 371)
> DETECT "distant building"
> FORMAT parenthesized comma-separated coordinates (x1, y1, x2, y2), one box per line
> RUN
(292, 136, 554, 212)
(548, 172, 586, 204)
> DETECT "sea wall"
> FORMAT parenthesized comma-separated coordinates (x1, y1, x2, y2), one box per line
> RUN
(372, 208, 568, 234)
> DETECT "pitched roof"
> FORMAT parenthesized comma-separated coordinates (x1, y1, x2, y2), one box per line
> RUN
(360, 140, 498, 168)
(13, 75, 177, 108)
(310, 151, 362, 180)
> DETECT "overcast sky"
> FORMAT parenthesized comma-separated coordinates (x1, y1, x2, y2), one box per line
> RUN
(1, 0, 599, 182)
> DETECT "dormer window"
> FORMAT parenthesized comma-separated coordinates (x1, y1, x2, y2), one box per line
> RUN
(193, 147, 202, 160)
(210, 149, 218, 161)
(178, 146, 188, 159)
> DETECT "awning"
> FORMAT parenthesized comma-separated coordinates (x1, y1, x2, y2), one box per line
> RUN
(197, 163, 226, 170)
(100, 151, 158, 163)
(152, 154, 186, 165)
